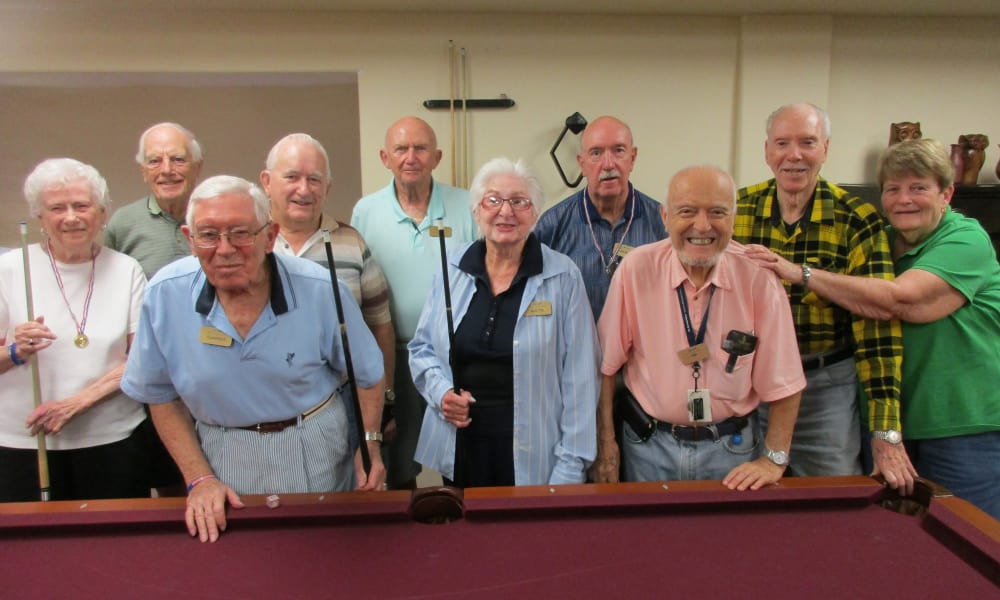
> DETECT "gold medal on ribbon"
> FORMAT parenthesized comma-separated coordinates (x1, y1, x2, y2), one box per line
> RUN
(46, 240, 98, 352)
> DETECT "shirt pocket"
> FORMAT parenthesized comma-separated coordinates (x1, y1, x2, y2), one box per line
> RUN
(706, 347, 755, 406)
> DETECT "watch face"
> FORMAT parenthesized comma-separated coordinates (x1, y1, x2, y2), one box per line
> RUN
(766, 448, 788, 466)
(875, 430, 902, 444)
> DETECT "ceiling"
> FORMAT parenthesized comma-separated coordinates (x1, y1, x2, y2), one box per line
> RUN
(6, 0, 1000, 17)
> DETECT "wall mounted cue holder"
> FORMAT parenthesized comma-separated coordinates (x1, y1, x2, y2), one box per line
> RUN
(423, 98, 515, 109)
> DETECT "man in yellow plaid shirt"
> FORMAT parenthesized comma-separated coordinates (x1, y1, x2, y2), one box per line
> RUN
(734, 103, 914, 494)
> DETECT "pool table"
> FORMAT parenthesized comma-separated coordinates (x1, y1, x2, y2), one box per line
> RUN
(1, 476, 997, 598)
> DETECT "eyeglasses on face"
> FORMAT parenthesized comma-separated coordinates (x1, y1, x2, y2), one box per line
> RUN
(191, 221, 271, 249)
(142, 155, 192, 171)
(480, 195, 533, 211)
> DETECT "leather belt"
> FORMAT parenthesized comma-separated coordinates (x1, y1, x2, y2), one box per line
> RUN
(237, 395, 333, 434)
(801, 346, 854, 371)
(657, 414, 751, 442)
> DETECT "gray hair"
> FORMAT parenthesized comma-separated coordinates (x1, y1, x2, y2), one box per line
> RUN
(186, 175, 270, 228)
(23, 158, 112, 218)
(265, 133, 332, 182)
(468, 157, 543, 222)
(765, 103, 832, 140)
(878, 138, 954, 191)
(135, 122, 203, 164)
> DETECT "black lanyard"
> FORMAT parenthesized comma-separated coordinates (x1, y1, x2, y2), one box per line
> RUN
(677, 285, 715, 348)
(677, 284, 716, 390)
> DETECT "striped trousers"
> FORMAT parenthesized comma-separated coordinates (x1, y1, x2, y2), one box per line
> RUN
(195, 396, 354, 495)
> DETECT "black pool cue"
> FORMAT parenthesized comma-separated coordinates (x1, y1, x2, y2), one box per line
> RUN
(19, 222, 51, 501)
(322, 231, 371, 477)
(430, 221, 468, 488)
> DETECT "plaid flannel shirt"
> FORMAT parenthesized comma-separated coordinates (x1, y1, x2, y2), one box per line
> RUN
(734, 177, 903, 431)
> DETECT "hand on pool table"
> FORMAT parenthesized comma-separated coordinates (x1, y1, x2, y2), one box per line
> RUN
(355, 443, 388, 491)
(185, 477, 245, 543)
(722, 457, 785, 490)
(871, 439, 918, 496)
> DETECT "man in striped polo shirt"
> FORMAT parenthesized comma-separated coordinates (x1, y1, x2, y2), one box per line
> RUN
(262, 133, 396, 450)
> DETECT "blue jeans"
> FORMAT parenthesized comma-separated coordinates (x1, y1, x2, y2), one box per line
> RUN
(621, 414, 760, 482)
(762, 358, 861, 476)
(907, 431, 1000, 521)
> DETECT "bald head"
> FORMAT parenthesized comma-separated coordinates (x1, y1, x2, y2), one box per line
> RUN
(380, 116, 443, 190)
(582, 116, 634, 149)
(663, 166, 737, 271)
(383, 117, 438, 150)
(667, 166, 737, 211)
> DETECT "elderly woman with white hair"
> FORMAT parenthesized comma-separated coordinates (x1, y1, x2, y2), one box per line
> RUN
(0, 158, 149, 502)
(409, 158, 600, 487)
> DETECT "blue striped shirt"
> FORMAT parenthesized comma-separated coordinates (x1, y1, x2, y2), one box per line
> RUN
(534, 184, 667, 319)
(409, 242, 599, 485)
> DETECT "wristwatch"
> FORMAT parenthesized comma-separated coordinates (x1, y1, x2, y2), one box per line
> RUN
(364, 431, 384, 443)
(385, 387, 396, 403)
(871, 430, 903, 445)
(763, 447, 789, 467)
(800, 264, 812, 288)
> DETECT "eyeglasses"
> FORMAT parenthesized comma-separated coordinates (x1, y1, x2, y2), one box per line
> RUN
(480, 195, 533, 211)
(142, 155, 192, 171)
(191, 221, 271, 249)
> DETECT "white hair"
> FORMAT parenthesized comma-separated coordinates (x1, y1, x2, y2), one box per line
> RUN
(23, 158, 111, 218)
(265, 133, 332, 182)
(135, 122, 203, 164)
(468, 157, 543, 219)
(186, 175, 270, 228)
(765, 103, 832, 139)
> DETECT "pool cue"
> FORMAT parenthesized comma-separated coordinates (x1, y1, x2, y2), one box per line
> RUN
(19, 222, 51, 501)
(460, 47, 469, 188)
(429, 221, 468, 487)
(322, 231, 371, 477)
(449, 40, 457, 187)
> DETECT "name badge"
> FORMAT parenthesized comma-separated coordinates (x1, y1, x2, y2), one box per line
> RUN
(677, 343, 709, 366)
(614, 243, 635, 258)
(199, 326, 233, 347)
(687, 389, 713, 422)
(524, 301, 553, 317)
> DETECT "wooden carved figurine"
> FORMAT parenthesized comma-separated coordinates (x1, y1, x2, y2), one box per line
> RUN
(958, 134, 990, 185)
(889, 122, 922, 146)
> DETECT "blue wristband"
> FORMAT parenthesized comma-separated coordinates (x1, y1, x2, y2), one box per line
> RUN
(8, 343, 25, 366)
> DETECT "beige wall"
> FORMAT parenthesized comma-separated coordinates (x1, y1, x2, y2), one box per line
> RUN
(0, 9, 998, 249)
(0, 73, 360, 249)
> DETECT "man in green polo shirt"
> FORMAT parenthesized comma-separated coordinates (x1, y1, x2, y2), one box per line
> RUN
(105, 122, 204, 278)
(105, 121, 204, 495)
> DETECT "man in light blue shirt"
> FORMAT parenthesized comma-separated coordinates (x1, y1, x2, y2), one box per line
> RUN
(352, 116, 477, 489)
(534, 116, 666, 320)
(124, 175, 386, 543)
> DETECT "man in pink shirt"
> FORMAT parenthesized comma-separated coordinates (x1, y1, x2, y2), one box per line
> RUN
(594, 166, 804, 490)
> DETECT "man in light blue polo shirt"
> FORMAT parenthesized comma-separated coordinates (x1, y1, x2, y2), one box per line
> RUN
(352, 116, 477, 489)
(123, 175, 386, 543)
